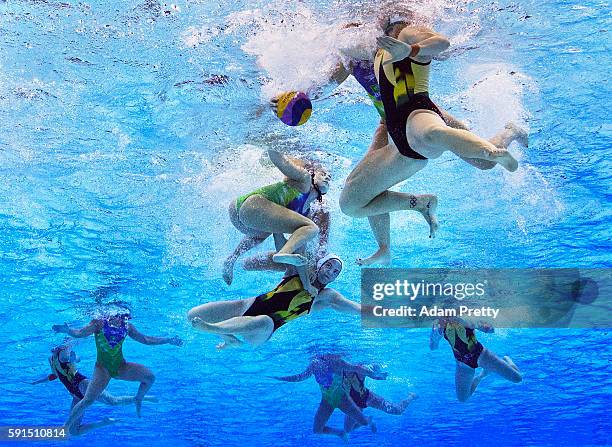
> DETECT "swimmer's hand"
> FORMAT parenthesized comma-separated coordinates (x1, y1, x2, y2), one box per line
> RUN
(377, 36, 416, 64)
(269, 95, 280, 115)
(167, 336, 183, 346)
(306, 283, 319, 298)
(52, 323, 69, 334)
(477, 321, 494, 333)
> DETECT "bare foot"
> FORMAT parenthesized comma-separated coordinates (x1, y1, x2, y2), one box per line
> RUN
(135, 399, 142, 418)
(419, 195, 439, 238)
(222, 258, 235, 285)
(496, 151, 519, 172)
(505, 122, 529, 147)
(399, 392, 418, 413)
(272, 253, 307, 266)
(357, 246, 390, 266)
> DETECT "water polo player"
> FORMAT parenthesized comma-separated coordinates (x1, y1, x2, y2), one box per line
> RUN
(223, 149, 331, 285)
(52, 307, 182, 435)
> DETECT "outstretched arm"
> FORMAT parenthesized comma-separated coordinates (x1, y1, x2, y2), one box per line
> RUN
(267, 150, 310, 186)
(310, 208, 330, 255)
(312, 289, 361, 315)
(377, 30, 450, 64)
(127, 324, 183, 346)
(272, 365, 313, 382)
(31, 374, 56, 385)
(52, 320, 99, 338)
(429, 320, 442, 350)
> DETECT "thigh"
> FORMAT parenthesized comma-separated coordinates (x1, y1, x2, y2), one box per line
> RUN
(229, 199, 270, 238)
(77, 379, 90, 398)
(241, 315, 275, 346)
(454, 362, 475, 400)
(313, 400, 335, 429)
(117, 362, 154, 382)
(406, 109, 449, 158)
(239, 195, 314, 234)
(342, 143, 427, 208)
(188, 298, 254, 323)
(83, 365, 111, 401)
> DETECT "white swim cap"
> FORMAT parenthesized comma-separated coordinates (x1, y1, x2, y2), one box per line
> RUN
(316, 253, 343, 272)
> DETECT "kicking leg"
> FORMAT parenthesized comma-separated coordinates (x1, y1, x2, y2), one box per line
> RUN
(477, 348, 522, 383)
(116, 362, 156, 418)
(239, 195, 318, 267)
(97, 390, 158, 406)
(188, 299, 253, 327)
(356, 214, 391, 266)
(454, 362, 476, 402)
(223, 235, 269, 285)
(407, 111, 519, 172)
(366, 391, 417, 415)
(338, 394, 376, 433)
(313, 400, 345, 439)
(64, 365, 111, 435)
(191, 315, 275, 347)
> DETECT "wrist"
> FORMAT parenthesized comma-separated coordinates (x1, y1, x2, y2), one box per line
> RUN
(409, 44, 420, 57)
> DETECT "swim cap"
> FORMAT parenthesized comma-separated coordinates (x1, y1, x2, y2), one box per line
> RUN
(384, 15, 410, 34)
(276, 91, 312, 126)
(316, 253, 343, 272)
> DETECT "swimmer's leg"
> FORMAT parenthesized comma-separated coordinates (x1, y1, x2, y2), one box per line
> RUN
(343, 414, 360, 434)
(188, 299, 252, 327)
(116, 362, 156, 418)
(356, 214, 391, 266)
(64, 365, 111, 435)
(454, 362, 477, 402)
(216, 334, 244, 350)
(313, 400, 346, 439)
(97, 390, 158, 406)
(366, 391, 417, 415)
(242, 251, 285, 272)
(407, 111, 519, 172)
(191, 315, 274, 347)
(68, 395, 118, 436)
(338, 394, 376, 433)
(477, 348, 522, 383)
(223, 235, 270, 285)
(239, 195, 318, 266)
(463, 123, 529, 170)
(366, 121, 389, 153)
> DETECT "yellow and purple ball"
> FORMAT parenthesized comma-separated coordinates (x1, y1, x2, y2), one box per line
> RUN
(276, 91, 312, 126)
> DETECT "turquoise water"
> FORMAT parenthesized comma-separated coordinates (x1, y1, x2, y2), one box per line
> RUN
(0, 0, 610, 446)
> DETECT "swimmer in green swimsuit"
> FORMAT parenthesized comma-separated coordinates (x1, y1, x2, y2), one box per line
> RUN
(430, 316, 522, 402)
(222, 150, 331, 285)
(189, 237, 360, 350)
(31, 343, 158, 435)
(274, 354, 384, 440)
(53, 307, 182, 435)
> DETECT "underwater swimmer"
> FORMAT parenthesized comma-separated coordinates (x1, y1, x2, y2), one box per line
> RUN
(223, 150, 331, 284)
(190, 244, 360, 350)
(430, 317, 522, 402)
(31, 343, 158, 435)
(338, 14, 528, 265)
(273, 353, 382, 440)
(52, 308, 182, 435)
(341, 363, 417, 434)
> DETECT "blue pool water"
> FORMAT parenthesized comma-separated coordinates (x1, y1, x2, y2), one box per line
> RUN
(0, 0, 610, 446)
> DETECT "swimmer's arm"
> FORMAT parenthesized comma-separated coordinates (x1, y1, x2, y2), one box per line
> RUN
(378, 31, 450, 63)
(272, 365, 313, 382)
(31, 374, 57, 385)
(127, 324, 183, 346)
(273, 233, 288, 252)
(52, 320, 99, 338)
(304, 63, 351, 100)
(338, 361, 387, 380)
(242, 251, 285, 272)
(475, 321, 495, 333)
(411, 32, 451, 58)
(312, 289, 361, 315)
(267, 150, 310, 186)
(429, 320, 442, 350)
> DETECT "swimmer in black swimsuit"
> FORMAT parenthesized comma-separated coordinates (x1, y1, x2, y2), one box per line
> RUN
(429, 317, 522, 402)
(31, 344, 158, 435)
(339, 16, 528, 265)
(189, 238, 361, 349)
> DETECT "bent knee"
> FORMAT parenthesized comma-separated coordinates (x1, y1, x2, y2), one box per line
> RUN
(420, 125, 450, 147)
(339, 190, 365, 217)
